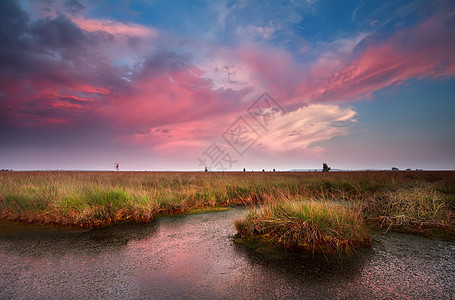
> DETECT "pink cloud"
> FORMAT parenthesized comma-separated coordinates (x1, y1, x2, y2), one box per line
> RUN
(72, 17, 158, 38)
(302, 13, 455, 102)
(123, 103, 357, 156)
(231, 11, 455, 106)
(50, 101, 84, 109)
(70, 84, 112, 96)
(107, 69, 216, 129)
(118, 113, 233, 154)
(257, 104, 357, 152)
(236, 46, 296, 91)
(44, 118, 68, 125)
(99, 50, 252, 134)
(0, 76, 113, 127)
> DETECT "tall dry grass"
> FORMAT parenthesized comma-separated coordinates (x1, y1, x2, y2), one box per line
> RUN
(235, 198, 371, 254)
(0, 171, 454, 230)
(364, 184, 452, 231)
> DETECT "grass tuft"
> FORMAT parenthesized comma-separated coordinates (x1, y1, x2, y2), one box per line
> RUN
(235, 199, 371, 255)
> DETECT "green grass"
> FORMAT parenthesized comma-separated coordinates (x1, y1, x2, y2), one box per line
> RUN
(235, 199, 371, 254)
(0, 171, 454, 232)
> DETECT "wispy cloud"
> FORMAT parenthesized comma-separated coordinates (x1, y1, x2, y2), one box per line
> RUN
(71, 17, 158, 38)
(258, 104, 357, 152)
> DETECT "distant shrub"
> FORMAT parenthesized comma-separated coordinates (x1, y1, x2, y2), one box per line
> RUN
(322, 163, 331, 172)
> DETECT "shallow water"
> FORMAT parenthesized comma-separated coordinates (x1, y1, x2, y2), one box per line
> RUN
(0, 209, 454, 299)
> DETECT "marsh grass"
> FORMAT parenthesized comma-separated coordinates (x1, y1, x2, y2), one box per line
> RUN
(235, 199, 371, 254)
(0, 171, 454, 230)
(364, 185, 452, 231)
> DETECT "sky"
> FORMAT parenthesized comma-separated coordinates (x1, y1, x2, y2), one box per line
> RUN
(0, 0, 454, 171)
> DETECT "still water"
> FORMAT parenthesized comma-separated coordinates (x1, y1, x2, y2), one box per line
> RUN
(0, 208, 454, 299)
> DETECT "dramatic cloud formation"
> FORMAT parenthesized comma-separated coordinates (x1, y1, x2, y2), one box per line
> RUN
(228, 10, 455, 106)
(0, 0, 128, 128)
(1, 0, 454, 170)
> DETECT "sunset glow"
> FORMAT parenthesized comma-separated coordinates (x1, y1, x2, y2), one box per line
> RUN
(1, 0, 454, 170)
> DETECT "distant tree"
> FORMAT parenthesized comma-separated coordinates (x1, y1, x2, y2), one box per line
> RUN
(262, 169, 265, 172)
(322, 163, 331, 172)
(114, 163, 119, 171)
(204, 167, 208, 172)
(391, 167, 399, 171)
(243, 168, 246, 172)
(273, 168, 276, 172)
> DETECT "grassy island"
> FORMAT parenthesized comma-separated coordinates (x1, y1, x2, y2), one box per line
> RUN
(235, 200, 372, 254)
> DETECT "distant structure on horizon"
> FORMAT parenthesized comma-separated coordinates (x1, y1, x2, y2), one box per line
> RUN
(322, 163, 331, 172)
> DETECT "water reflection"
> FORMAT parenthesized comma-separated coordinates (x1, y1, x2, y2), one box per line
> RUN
(233, 241, 373, 282)
(0, 219, 158, 257)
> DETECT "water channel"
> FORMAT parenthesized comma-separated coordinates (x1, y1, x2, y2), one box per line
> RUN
(1, 208, 454, 299)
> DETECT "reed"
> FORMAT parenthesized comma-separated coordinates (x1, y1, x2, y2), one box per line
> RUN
(235, 199, 371, 254)
(0, 170, 454, 231)
(364, 184, 452, 231)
